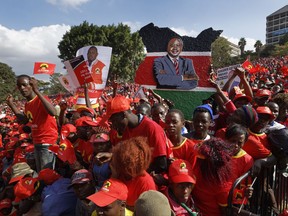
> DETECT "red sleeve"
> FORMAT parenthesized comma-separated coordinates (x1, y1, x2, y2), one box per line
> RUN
(242, 136, 271, 160)
(224, 100, 237, 113)
(148, 125, 167, 158)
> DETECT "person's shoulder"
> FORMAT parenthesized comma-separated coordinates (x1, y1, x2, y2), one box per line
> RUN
(179, 56, 192, 63)
(155, 55, 169, 61)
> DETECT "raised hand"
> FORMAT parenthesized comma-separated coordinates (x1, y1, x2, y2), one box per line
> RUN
(29, 77, 39, 93)
(6, 94, 14, 105)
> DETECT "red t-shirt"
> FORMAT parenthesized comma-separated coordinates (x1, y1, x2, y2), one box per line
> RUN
(25, 95, 58, 144)
(172, 138, 197, 166)
(122, 116, 168, 159)
(230, 149, 254, 182)
(242, 129, 271, 160)
(125, 171, 157, 206)
(192, 161, 232, 216)
(230, 149, 254, 205)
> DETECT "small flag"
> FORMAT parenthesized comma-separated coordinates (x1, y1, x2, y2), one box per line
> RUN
(242, 60, 254, 73)
(33, 62, 56, 75)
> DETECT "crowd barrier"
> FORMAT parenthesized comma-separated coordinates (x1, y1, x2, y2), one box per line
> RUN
(227, 165, 288, 216)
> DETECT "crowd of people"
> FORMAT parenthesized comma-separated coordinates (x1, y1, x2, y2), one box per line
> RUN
(0, 54, 287, 216)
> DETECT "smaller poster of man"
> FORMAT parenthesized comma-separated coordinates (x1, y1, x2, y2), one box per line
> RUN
(76, 45, 112, 90)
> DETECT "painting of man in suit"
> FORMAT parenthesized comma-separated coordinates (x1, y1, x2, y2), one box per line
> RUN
(153, 37, 199, 89)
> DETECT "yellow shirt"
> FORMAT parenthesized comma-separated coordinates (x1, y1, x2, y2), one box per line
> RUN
(92, 208, 133, 216)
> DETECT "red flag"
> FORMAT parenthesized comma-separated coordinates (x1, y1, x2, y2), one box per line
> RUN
(242, 60, 254, 73)
(33, 62, 56, 75)
(49, 139, 76, 164)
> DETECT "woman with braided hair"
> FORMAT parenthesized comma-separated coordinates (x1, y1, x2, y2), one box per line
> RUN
(192, 137, 232, 216)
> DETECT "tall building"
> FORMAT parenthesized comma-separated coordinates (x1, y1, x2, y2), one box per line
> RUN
(266, 5, 288, 45)
(228, 41, 241, 57)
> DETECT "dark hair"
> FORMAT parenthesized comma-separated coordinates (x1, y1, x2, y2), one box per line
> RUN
(198, 137, 231, 184)
(17, 74, 31, 80)
(136, 103, 151, 116)
(167, 109, 185, 122)
(193, 107, 212, 120)
(88, 46, 98, 52)
(151, 103, 167, 112)
(225, 123, 248, 142)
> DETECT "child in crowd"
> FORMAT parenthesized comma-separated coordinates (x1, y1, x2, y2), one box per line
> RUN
(165, 109, 197, 164)
(163, 159, 199, 216)
(89, 133, 112, 189)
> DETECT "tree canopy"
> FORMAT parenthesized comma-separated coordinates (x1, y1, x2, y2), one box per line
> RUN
(211, 37, 232, 69)
(58, 21, 145, 82)
(279, 33, 288, 46)
(0, 63, 17, 102)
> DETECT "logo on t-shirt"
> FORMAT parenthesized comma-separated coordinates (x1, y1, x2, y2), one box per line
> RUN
(26, 111, 33, 122)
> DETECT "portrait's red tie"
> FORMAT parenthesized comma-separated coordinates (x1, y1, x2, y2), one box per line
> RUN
(173, 58, 179, 75)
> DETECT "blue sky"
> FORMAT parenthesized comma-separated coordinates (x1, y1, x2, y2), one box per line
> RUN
(0, 0, 287, 78)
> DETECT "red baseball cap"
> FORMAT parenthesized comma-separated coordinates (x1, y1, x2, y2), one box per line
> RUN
(106, 95, 131, 118)
(255, 89, 271, 98)
(87, 178, 128, 207)
(168, 159, 196, 184)
(38, 168, 61, 185)
(75, 116, 99, 127)
(233, 94, 252, 103)
(256, 106, 274, 119)
(77, 107, 95, 116)
(89, 133, 110, 143)
(0, 198, 12, 210)
(14, 177, 39, 203)
(70, 169, 93, 185)
(61, 124, 76, 137)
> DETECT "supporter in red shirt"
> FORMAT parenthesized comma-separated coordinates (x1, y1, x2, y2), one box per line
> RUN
(192, 138, 232, 216)
(242, 106, 277, 176)
(163, 159, 199, 216)
(109, 137, 157, 211)
(151, 103, 168, 128)
(74, 116, 98, 166)
(6, 75, 58, 172)
(165, 109, 197, 164)
(107, 95, 171, 174)
(225, 124, 254, 205)
(184, 104, 212, 145)
(242, 107, 273, 160)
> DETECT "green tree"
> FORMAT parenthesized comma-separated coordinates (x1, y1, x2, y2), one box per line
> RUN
(279, 33, 288, 45)
(58, 21, 145, 82)
(211, 37, 232, 69)
(48, 73, 68, 95)
(0, 63, 17, 102)
(272, 42, 288, 56)
(238, 37, 246, 56)
(254, 40, 263, 58)
(260, 44, 275, 57)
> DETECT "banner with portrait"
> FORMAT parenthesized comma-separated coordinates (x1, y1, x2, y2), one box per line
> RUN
(74, 45, 112, 108)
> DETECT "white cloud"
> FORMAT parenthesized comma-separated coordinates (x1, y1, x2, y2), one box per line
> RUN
(171, 27, 198, 37)
(46, 0, 91, 8)
(0, 24, 70, 79)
